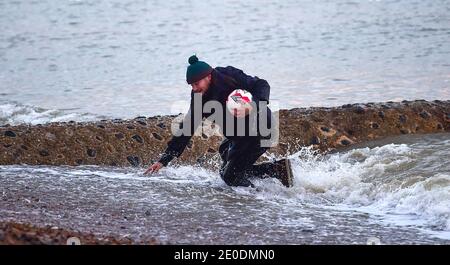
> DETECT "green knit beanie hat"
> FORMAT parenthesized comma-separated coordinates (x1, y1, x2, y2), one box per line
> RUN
(186, 55, 213, 84)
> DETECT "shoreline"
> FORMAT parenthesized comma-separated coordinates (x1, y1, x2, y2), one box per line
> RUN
(0, 221, 158, 245)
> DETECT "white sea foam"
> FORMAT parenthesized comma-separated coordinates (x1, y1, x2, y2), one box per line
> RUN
(282, 144, 450, 239)
(0, 101, 105, 126)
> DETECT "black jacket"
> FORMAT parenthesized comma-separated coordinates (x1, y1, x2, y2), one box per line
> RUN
(158, 66, 272, 166)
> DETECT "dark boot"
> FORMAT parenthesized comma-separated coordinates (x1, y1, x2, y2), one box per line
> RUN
(272, 159, 294, 187)
(244, 159, 294, 187)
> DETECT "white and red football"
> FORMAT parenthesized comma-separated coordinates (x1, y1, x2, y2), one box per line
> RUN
(226, 89, 253, 114)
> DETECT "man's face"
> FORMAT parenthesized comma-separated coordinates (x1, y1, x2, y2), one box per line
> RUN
(191, 74, 211, 94)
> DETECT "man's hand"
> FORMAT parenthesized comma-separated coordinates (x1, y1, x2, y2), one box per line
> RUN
(144, 162, 164, 175)
(233, 104, 253, 118)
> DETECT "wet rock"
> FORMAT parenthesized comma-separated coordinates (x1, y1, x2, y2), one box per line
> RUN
(340, 139, 351, 146)
(20, 145, 28, 150)
(126, 125, 135, 130)
(399, 114, 407, 123)
(320, 127, 330, 132)
(156, 122, 166, 129)
(75, 159, 83, 165)
(0, 99, 448, 169)
(419, 111, 430, 119)
(207, 148, 216, 153)
(187, 140, 193, 149)
(201, 133, 208, 139)
(136, 120, 147, 126)
(97, 125, 105, 129)
(132, 135, 143, 143)
(354, 106, 365, 114)
(39, 150, 49, 157)
(145, 210, 151, 216)
(342, 104, 352, 108)
(115, 133, 124, 139)
(310, 136, 320, 145)
(126, 156, 140, 167)
(152, 133, 163, 141)
(4, 130, 16, 137)
(318, 125, 335, 137)
(196, 156, 206, 163)
(87, 149, 96, 157)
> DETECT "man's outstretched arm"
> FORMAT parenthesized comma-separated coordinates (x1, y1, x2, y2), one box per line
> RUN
(144, 95, 203, 174)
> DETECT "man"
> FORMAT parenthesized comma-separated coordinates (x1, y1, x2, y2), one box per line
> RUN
(144, 55, 293, 188)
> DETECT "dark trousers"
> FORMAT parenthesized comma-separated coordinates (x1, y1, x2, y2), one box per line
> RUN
(218, 138, 272, 187)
